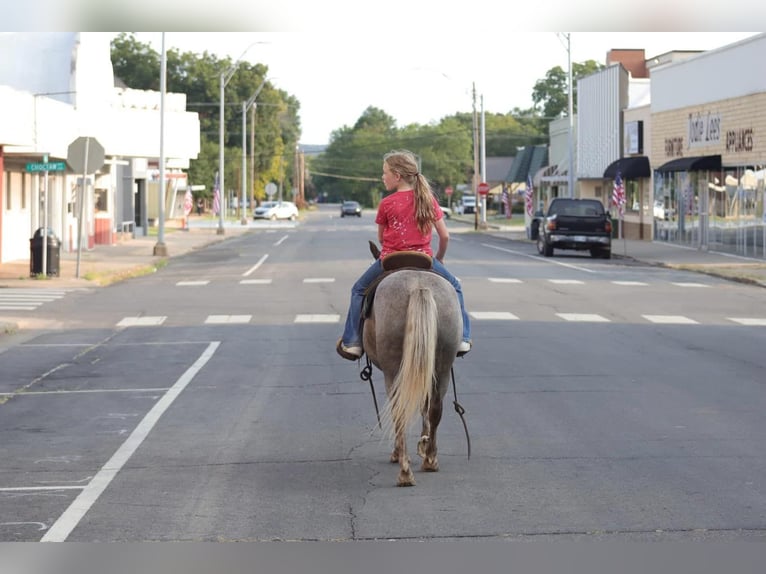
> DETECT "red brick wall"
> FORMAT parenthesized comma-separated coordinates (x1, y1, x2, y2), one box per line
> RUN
(607, 49, 648, 78)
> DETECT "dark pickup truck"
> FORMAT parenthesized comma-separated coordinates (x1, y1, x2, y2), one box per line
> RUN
(535, 198, 612, 258)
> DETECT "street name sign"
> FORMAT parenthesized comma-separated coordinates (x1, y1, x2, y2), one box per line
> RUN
(26, 161, 66, 173)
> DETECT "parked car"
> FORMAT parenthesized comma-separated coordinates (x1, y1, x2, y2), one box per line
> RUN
(439, 205, 452, 219)
(340, 200, 362, 217)
(253, 201, 299, 221)
(455, 195, 476, 215)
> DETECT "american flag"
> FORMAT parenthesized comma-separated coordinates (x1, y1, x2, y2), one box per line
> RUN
(525, 174, 534, 217)
(183, 188, 194, 217)
(612, 171, 626, 218)
(501, 188, 511, 218)
(212, 171, 221, 215)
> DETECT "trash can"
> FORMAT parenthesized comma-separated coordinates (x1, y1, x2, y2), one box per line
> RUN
(30, 228, 60, 277)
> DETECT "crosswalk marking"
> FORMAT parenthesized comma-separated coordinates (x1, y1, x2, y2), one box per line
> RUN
(303, 278, 335, 283)
(642, 315, 699, 324)
(0, 288, 66, 311)
(295, 314, 340, 323)
(176, 280, 209, 286)
(116, 316, 167, 327)
(470, 311, 519, 320)
(488, 278, 522, 284)
(612, 281, 649, 286)
(671, 282, 710, 288)
(240, 279, 272, 285)
(549, 279, 585, 285)
(557, 313, 610, 322)
(728, 318, 766, 326)
(205, 315, 252, 324)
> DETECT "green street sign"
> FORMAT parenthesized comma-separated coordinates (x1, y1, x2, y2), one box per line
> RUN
(26, 161, 67, 173)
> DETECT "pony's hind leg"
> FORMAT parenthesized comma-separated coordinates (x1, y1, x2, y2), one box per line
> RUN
(395, 422, 415, 486)
(420, 390, 444, 472)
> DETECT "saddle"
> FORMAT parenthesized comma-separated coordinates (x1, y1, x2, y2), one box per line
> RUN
(362, 244, 435, 318)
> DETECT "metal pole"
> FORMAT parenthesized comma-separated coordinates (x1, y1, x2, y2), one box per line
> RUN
(480, 94, 487, 226)
(75, 139, 90, 279)
(154, 32, 168, 256)
(250, 104, 256, 214)
(472, 82, 479, 231)
(42, 165, 48, 277)
(241, 100, 248, 225)
(218, 71, 226, 235)
(567, 33, 575, 198)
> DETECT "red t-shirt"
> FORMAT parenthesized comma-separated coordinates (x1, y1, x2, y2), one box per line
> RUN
(375, 190, 443, 259)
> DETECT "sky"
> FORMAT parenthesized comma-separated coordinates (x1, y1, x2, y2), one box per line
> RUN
(125, 32, 759, 146)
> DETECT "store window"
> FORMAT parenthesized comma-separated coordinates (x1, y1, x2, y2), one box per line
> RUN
(626, 180, 640, 212)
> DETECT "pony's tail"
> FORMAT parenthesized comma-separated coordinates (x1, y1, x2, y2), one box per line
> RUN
(386, 287, 437, 438)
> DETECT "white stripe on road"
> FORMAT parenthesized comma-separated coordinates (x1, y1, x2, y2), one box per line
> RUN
(671, 282, 710, 288)
(488, 278, 522, 283)
(728, 318, 766, 326)
(642, 315, 699, 324)
(240, 278, 272, 285)
(303, 278, 335, 283)
(41, 341, 220, 542)
(557, 313, 610, 322)
(549, 279, 585, 285)
(612, 281, 649, 286)
(205, 315, 252, 324)
(176, 281, 209, 286)
(481, 243, 597, 273)
(243, 254, 269, 277)
(294, 314, 340, 323)
(116, 316, 167, 327)
(470, 312, 519, 320)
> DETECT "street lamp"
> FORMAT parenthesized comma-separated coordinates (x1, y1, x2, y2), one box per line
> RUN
(218, 42, 262, 235)
(559, 32, 575, 198)
(240, 78, 267, 225)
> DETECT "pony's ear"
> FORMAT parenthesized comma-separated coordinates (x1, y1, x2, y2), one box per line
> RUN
(368, 240, 381, 260)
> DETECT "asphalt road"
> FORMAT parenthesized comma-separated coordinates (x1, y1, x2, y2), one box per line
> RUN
(1, 204, 766, 543)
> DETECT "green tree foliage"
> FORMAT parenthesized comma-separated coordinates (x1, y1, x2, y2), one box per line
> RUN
(531, 60, 604, 119)
(110, 33, 299, 205)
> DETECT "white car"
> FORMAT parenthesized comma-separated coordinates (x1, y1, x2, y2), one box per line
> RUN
(254, 201, 299, 221)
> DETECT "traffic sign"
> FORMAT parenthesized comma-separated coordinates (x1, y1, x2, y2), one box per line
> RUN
(26, 161, 66, 173)
(478, 182, 490, 196)
(445, 186, 453, 196)
(67, 136, 105, 174)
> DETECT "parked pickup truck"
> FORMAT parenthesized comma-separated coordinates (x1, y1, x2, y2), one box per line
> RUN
(536, 198, 612, 258)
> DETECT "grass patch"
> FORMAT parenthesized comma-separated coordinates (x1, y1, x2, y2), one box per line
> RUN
(84, 259, 169, 286)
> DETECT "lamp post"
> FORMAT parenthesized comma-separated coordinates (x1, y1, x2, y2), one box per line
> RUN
(218, 42, 262, 235)
(560, 32, 575, 198)
(154, 32, 168, 256)
(241, 78, 267, 225)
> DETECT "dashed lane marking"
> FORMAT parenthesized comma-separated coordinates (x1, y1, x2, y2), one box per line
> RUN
(294, 314, 340, 323)
(671, 282, 710, 288)
(176, 281, 209, 286)
(728, 318, 766, 326)
(642, 315, 699, 324)
(204, 315, 252, 324)
(488, 278, 522, 284)
(612, 281, 649, 286)
(470, 311, 520, 320)
(240, 279, 272, 285)
(549, 279, 586, 285)
(557, 313, 610, 322)
(303, 278, 335, 283)
(116, 316, 167, 327)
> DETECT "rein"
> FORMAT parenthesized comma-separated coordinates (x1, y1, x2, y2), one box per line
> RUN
(361, 355, 471, 459)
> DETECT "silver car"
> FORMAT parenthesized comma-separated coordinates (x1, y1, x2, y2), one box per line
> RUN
(254, 201, 299, 221)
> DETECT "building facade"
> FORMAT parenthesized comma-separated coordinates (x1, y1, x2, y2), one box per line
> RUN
(0, 33, 200, 265)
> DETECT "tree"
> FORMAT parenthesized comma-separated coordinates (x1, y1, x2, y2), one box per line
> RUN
(531, 60, 604, 120)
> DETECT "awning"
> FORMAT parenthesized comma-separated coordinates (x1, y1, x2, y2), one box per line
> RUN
(540, 159, 569, 185)
(656, 155, 721, 173)
(603, 156, 650, 179)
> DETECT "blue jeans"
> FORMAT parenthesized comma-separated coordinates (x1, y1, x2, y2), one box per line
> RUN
(342, 258, 471, 347)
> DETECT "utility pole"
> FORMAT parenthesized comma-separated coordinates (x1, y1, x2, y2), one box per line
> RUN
(472, 82, 479, 231)
(566, 33, 575, 198)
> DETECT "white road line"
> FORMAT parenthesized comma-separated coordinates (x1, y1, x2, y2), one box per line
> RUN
(240, 278, 272, 285)
(176, 280, 209, 286)
(548, 279, 585, 285)
(41, 341, 220, 542)
(204, 315, 252, 324)
(303, 278, 335, 283)
(294, 314, 340, 323)
(243, 254, 269, 277)
(671, 282, 710, 288)
(470, 311, 519, 320)
(0, 486, 84, 492)
(612, 281, 649, 286)
(0, 305, 37, 311)
(116, 316, 167, 327)
(274, 235, 289, 246)
(728, 318, 766, 326)
(0, 388, 170, 397)
(557, 313, 610, 322)
(488, 278, 523, 283)
(642, 315, 699, 324)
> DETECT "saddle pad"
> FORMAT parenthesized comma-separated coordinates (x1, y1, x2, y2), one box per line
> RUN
(381, 251, 432, 271)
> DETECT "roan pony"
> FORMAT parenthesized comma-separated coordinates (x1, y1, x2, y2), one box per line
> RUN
(362, 246, 463, 486)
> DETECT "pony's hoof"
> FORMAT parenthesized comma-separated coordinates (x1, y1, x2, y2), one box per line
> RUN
(422, 459, 439, 472)
(389, 450, 399, 463)
(397, 472, 415, 487)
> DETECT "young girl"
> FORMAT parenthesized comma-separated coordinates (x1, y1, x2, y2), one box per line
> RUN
(337, 150, 472, 360)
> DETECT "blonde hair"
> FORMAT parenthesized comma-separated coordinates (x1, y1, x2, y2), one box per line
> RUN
(383, 150, 436, 235)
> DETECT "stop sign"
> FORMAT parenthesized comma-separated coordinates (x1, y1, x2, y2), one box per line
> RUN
(477, 182, 490, 196)
(445, 186, 453, 196)
(67, 136, 105, 174)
